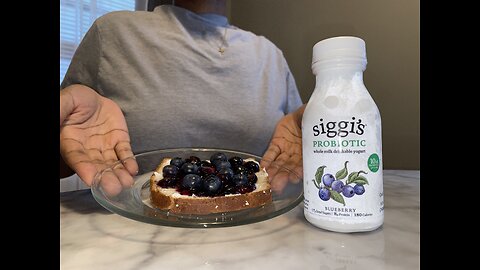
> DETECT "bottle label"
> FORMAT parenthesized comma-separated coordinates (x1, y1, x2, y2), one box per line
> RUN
(303, 115, 384, 223)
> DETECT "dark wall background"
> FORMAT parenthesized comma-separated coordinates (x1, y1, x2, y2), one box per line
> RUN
(229, 0, 420, 170)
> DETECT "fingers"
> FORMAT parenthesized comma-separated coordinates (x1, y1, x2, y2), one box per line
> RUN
(95, 162, 135, 197)
(96, 145, 135, 195)
(280, 154, 303, 184)
(61, 148, 103, 186)
(113, 164, 135, 187)
(99, 170, 124, 197)
(115, 141, 138, 176)
(267, 163, 301, 194)
(261, 144, 281, 169)
(60, 89, 74, 127)
(101, 147, 134, 186)
(262, 147, 303, 193)
(73, 161, 101, 187)
(62, 143, 137, 198)
(270, 170, 290, 194)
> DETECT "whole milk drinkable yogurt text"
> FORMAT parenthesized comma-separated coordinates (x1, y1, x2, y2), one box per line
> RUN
(302, 36, 384, 233)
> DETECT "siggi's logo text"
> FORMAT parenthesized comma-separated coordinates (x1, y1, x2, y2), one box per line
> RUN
(313, 117, 365, 138)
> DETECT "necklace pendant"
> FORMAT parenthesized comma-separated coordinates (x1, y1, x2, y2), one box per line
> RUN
(218, 47, 225, 55)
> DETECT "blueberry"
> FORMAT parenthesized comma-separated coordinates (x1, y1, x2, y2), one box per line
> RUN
(199, 165, 216, 176)
(203, 175, 223, 195)
(170, 157, 185, 168)
(198, 162, 216, 176)
(236, 183, 255, 194)
(217, 168, 234, 179)
(322, 174, 335, 187)
(181, 174, 203, 190)
(215, 160, 231, 171)
(228, 156, 244, 167)
(210, 152, 227, 166)
(342, 185, 355, 198)
(223, 183, 236, 195)
(247, 172, 258, 184)
(244, 161, 260, 173)
(232, 173, 248, 187)
(181, 162, 199, 174)
(319, 188, 330, 201)
(158, 176, 177, 188)
(162, 165, 179, 177)
(331, 180, 344, 193)
(199, 160, 213, 168)
(185, 156, 201, 166)
(233, 165, 248, 174)
(353, 184, 365, 195)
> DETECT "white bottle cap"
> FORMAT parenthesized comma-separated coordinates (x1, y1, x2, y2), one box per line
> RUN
(312, 36, 367, 70)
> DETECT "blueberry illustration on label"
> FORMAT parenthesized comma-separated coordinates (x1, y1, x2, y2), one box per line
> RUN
(322, 174, 335, 187)
(319, 188, 331, 201)
(331, 180, 344, 193)
(311, 161, 369, 206)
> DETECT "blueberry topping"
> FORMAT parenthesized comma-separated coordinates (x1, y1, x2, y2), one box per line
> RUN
(237, 183, 255, 194)
(181, 174, 203, 190)
(233, 165, 248, 174)
(247, 172, 258, 184)
(181, 162, 199, 174)
(215, 160, 232, 171)
(203, 175, 223, 195)
(210, 152, 228, 166)
(199, 167, 216, 176)
(199, 160, 213, 167)
(170, 157, 185, 168)
(185, 156, 201, 166)
(158, 176, 178, 188)
(162, 165, 179, 177)
(223, 185, 236, 194)
(158, 152, 262, 197)
(217, 167, 234, 180)
(233, 172, 249, 187)
(244, 161, 260, 173)
(228, 156, 244, 167)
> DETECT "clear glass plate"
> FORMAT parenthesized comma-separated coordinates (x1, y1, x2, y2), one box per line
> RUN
(91, 148, 303, 228)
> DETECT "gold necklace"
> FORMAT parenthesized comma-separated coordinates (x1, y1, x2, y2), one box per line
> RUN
(201, 24, 229, 55)
(217, 26, 228, 55)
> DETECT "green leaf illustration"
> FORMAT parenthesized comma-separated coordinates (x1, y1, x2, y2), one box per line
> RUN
(315, 166, 326, 186)
(347, 170, 368, 184)
(312, 179, 320, 189)
(351, 176, 369, 185)
(335, 161, 349, 180)
(330, 190, 345, 206)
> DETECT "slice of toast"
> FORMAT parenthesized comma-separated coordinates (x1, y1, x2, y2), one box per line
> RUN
(150, 158, 272, 214)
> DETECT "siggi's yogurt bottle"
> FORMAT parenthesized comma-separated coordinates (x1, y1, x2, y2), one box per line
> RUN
(302, 36, 384, 233)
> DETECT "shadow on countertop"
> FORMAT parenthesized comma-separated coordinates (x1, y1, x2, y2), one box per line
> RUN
(60, 190, 111, 215)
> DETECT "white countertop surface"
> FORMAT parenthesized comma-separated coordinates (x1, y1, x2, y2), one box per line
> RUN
(60, 170, 419, 270)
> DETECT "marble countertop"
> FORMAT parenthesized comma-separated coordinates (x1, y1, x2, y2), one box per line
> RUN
(60, 170, 419, 270)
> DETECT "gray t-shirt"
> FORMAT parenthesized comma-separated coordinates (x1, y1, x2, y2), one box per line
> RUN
(61, 5, 303, 157)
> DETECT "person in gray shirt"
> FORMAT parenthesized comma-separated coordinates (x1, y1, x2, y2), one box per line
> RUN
(60, 0, 305, 194)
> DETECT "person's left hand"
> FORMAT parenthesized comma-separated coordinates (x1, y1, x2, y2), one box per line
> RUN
(261, 105, 305, 193)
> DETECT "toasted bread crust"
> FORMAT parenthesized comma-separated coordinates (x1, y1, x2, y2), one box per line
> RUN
(150, 158, 272, 214)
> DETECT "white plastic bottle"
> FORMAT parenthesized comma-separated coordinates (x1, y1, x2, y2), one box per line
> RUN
(302, 36, 384, 233)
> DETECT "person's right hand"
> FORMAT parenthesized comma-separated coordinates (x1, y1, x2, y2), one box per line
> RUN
(60, 84, 138, 196)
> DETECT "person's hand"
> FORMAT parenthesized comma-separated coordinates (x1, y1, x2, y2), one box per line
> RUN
(60, 85, 138, 196)
(261, 105, 305, 193)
